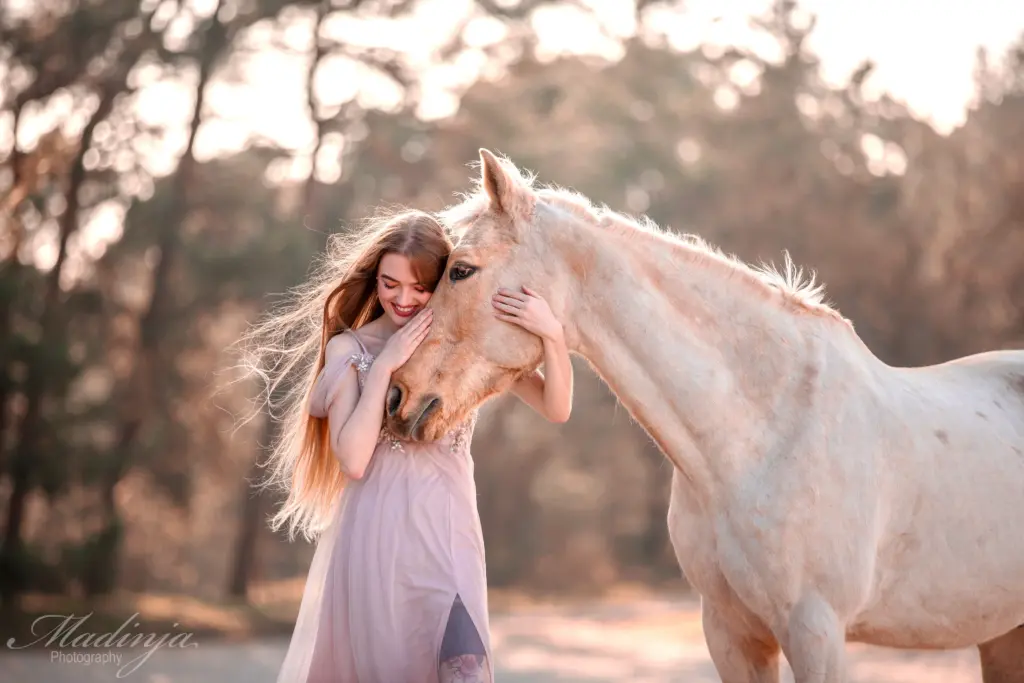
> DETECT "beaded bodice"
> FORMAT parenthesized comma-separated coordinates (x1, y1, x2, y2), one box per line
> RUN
(349, 352, 477, 454)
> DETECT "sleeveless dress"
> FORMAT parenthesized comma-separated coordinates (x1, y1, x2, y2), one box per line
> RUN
(276, 332, 491, 683)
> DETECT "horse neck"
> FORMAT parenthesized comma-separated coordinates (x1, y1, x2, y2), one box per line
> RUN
(556, 219, 822, 499)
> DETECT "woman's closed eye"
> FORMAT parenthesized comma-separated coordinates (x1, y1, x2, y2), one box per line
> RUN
(381, 282, 425, 293)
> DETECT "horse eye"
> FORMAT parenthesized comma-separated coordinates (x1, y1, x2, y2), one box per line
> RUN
(448, 264, 476, 283)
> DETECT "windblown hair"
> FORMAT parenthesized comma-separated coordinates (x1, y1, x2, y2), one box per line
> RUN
(239, 208, 453, 541)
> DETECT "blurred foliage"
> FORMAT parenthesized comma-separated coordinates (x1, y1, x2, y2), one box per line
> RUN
(1, 0, 1022, 604)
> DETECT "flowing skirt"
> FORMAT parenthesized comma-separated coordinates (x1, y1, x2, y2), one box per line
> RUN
(275, 442, 492, 683)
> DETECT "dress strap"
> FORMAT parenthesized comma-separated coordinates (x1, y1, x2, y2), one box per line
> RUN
(309, 331, 371, 419)
(348, 329, 370, 356)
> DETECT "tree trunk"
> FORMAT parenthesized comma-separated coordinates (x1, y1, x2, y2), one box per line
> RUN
(1, 87, 119, 605)
(226, 414, 273, 599)
(83, 6, 228, 597)
(302, 0, 330, 227)
(0, 104, 26, 482)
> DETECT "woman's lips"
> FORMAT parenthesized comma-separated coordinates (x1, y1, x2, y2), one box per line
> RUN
(391, 303, 418, 318)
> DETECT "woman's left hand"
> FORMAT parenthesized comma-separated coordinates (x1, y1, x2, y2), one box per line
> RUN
(492, 286, 563, 341)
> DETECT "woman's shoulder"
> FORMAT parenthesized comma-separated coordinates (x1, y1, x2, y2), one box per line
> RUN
(309, 333, 367, 418)
(325, 330, 368, 364)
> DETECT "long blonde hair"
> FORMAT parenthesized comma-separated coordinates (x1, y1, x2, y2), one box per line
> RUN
(240, 209, 453, 541)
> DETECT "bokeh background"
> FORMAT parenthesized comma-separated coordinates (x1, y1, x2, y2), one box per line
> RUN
(2, 0, 1023, 680)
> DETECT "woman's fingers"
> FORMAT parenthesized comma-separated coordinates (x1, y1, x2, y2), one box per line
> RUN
(402, 309, 432, 336)
(493, 294, 525, 308)
(495, 288, 528, 302)
(401, 327, 430, 361)
(492, 301, 520, 315)
(412, 325, 431, 346)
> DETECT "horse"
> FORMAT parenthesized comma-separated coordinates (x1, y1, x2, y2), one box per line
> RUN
(384, 149, 1024, 683)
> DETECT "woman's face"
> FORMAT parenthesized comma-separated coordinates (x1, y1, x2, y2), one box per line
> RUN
(376, 252, 433, 327)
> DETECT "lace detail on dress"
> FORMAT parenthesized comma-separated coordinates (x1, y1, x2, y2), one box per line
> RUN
(349, 350, 476, 454)
(351, 353, 373, 377)
(449, 410, 478, 454)
(378, 425, 405, 452)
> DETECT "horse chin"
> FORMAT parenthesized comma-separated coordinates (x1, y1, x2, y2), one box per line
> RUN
(408, 411, 447, 443)
(434, 412, 464, 442)
(415, 404, 472, 443)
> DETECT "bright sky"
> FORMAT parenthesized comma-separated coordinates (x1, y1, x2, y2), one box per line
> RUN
(120, 0, 1024, 171)
(227, 0, 1024, 148)
(607, 0, 1024, 133)
(689, 0, 1024, 131)
(12, 0, 1024, 169)
(6, 0, 1024, 276)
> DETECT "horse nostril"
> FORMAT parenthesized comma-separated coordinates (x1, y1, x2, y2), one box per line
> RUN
(386, 385, 403, 417)
(422, 396, 441, 419)
(413, 395, 442, 439)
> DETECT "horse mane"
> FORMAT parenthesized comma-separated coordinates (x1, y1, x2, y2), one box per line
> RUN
(438, 156, 848, 324)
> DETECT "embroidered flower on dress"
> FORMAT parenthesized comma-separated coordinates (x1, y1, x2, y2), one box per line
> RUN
(351, 353, 373, 378)
(379, 425, 404, 452)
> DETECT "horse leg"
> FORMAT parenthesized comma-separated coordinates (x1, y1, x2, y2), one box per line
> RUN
(702, 600, 781, 683)
(779, 593, 846, 683)
(979, 626, 1024, 683)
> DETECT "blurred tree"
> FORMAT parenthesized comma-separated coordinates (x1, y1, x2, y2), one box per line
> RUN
(2, 0, 169, 603)
(1, 0, 1021, 604)
(0, 0, 577, 602)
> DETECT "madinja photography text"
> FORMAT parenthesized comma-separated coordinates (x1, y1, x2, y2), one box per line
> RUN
(6, 612, 199, 678)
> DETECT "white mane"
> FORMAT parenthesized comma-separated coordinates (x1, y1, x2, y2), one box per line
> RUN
(439, 156, 844, 322)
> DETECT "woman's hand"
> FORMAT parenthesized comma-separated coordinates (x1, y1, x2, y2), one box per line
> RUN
(375, 308, 433, 373)
(499, 286, 574, 423)
(492, 286, 563, 341)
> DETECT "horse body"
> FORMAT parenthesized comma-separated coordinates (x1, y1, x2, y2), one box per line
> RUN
(665, 343, 1024, 656)
(579, 254, 1024, 658)
(853, 354, 1024, 648)
(388, 149, 1024, 682)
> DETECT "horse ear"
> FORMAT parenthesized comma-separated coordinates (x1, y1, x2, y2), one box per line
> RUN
(479, 148, 533, 229)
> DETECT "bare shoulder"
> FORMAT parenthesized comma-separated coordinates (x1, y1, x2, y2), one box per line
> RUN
(309, 332, 363, 418)
(325, 331, 363, 364)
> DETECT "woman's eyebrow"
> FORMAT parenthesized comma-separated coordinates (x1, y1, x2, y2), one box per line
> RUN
(380, 273, 423, 286)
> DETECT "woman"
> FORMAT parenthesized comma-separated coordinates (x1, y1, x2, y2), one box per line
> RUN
(249, 209, 573, 683)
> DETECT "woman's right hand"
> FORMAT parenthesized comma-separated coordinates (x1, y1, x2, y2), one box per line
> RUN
(375, 308, 433, 374)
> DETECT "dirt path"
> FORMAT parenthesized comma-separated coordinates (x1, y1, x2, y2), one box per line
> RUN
(0, 596, 982, 682)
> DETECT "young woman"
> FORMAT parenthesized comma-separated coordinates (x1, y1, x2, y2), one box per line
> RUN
(250, 209, 573, 683)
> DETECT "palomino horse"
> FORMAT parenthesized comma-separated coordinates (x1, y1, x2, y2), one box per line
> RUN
(385, 149, 1024, 683)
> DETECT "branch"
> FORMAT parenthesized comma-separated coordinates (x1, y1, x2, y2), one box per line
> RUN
(304, 0, 331, 209)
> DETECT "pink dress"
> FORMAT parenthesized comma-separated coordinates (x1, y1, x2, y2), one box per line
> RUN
(276, 332, 491, 683)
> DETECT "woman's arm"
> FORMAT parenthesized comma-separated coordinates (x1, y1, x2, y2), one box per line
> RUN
(492, 286, 573, 423)
(309, 334, 387, 480)
(312, 311, 432, 479)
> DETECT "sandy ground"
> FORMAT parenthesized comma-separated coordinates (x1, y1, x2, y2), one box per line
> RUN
(0, 595, 982, 682)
